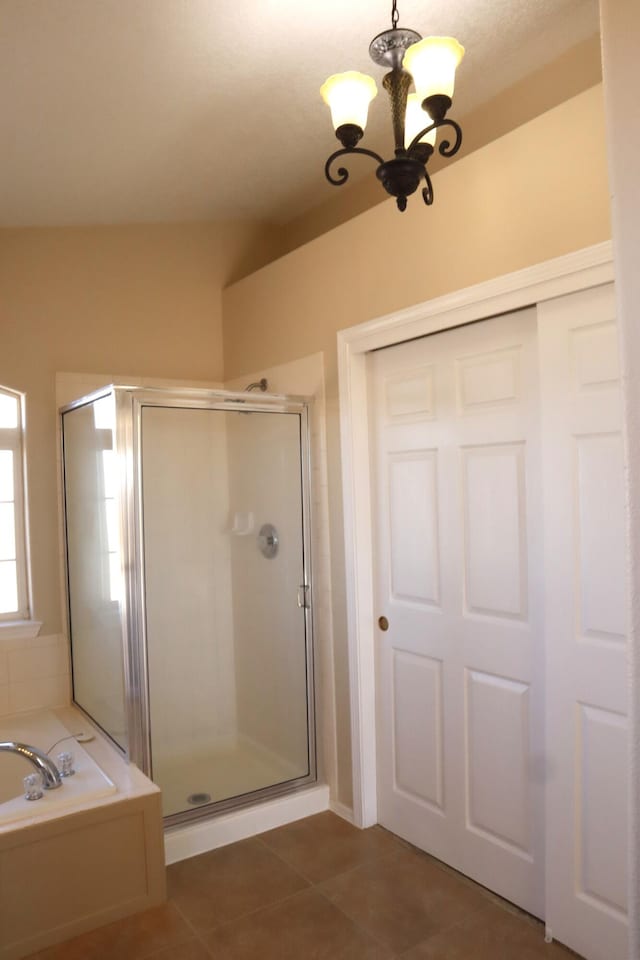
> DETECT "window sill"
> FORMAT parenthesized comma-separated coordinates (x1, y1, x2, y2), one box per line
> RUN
(0, 619, 43, 642)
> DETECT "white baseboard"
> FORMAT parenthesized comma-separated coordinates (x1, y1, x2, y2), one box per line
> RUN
(329, 799, 356, 825)
(164, 784, 330, 865)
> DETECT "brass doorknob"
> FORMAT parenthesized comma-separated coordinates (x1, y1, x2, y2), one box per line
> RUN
(378, 616, 389, 631)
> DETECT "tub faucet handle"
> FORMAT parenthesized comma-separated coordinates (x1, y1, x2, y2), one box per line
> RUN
(57, 751, 75, 777)
(24, 772, 44, 801)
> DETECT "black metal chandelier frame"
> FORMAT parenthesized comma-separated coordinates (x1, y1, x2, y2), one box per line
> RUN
(323, 1, 463, 212)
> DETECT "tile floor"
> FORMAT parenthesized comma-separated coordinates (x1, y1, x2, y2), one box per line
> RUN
(28, 812, 580, 959)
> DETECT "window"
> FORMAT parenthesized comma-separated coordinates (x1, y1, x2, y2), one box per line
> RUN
(0, 386, 29, 621)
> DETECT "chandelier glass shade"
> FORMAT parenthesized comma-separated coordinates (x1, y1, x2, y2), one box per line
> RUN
(404, 93, 436, 149)
(320, 4, 465, 212)
(402, 36, 464, 102)
(320, 72, 378, 132)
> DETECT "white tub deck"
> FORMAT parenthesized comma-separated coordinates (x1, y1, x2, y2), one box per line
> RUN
(0, 710, 116, 828)
(0, 706, 166, 960)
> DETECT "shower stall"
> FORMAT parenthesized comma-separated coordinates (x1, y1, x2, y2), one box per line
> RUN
(60, 385, 316, 825)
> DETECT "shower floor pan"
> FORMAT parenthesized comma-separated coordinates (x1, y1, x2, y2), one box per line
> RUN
(154, 739, 307, 818)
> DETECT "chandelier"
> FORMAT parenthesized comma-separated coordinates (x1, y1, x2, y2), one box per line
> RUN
(320, 0, 464, 212)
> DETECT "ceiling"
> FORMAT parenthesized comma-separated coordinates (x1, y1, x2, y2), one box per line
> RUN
(0, 0, 600, 227)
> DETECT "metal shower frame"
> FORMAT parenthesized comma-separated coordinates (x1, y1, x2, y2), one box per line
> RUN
(60, 384, 317, 826)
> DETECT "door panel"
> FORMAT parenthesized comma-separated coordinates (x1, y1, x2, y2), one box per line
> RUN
(389, 452, 440, 604)
(577, 704, 627, 915)
(465, 669, 532, 855)
(576, 434, 626, 640)
(539, 284, 627, 960)
(392, 649, 444, 810)
(371, 309, 544, 918)
(370, 284, 628, 960)
(462, 443, 527, 618)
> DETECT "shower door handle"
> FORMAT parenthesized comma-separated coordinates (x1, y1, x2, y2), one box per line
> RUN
(297, 585, 311, 609)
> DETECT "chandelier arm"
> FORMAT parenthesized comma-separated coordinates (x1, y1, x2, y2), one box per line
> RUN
(324, 146, 385, 186)
(436, 118, 463, 157)
(421, 169, 434, 206)
(407, 117, 463, 157)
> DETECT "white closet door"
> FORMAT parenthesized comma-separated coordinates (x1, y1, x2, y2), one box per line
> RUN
(539, 283, 628, 960)
(370, 309, 544, 917)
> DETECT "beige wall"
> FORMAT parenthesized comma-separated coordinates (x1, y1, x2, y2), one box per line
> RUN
(0, 221, 280, 637)
(222, 84, 612, 808)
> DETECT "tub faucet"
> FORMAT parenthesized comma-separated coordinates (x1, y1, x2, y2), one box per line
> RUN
(0, 741, 63, 790)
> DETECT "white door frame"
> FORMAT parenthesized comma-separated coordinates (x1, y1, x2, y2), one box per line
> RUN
(337, 240, 616, 830)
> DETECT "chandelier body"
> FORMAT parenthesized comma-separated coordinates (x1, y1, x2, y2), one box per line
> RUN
(320, 9, 464, 212)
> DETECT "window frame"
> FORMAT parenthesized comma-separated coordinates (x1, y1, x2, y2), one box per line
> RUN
(0, 385, 31, 623)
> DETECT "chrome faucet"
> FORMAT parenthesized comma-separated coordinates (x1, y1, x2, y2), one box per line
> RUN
(0, 741, 63, 790)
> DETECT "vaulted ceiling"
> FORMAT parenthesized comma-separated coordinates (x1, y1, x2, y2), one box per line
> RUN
(0, 0, 600, 227)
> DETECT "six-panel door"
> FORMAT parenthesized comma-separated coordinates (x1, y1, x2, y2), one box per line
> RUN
(370, 290, 628, 959)
(539, 284, 627, 960)
(370, 308, 545, 918)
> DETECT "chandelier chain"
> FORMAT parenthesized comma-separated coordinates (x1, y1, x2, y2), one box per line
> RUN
(391, 0, 399, 30)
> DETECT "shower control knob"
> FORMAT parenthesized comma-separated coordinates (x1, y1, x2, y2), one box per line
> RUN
(258, 524, 279, 559)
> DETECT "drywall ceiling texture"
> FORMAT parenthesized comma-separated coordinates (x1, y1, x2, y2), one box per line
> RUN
(0, 0, 599, 227)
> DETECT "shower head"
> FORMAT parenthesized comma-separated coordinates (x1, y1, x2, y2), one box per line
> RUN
(245, 378, 268, 393)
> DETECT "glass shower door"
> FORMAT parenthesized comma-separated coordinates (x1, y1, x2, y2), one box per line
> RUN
(61, 392, 127, 751)
(139, 398, 314, 820)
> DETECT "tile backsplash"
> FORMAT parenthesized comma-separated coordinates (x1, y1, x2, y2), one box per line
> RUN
(0, 633, 70, 718)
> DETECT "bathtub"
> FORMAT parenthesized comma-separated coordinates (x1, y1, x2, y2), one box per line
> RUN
(0, 706, 166, 960)
(0, 710, 116, 827)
